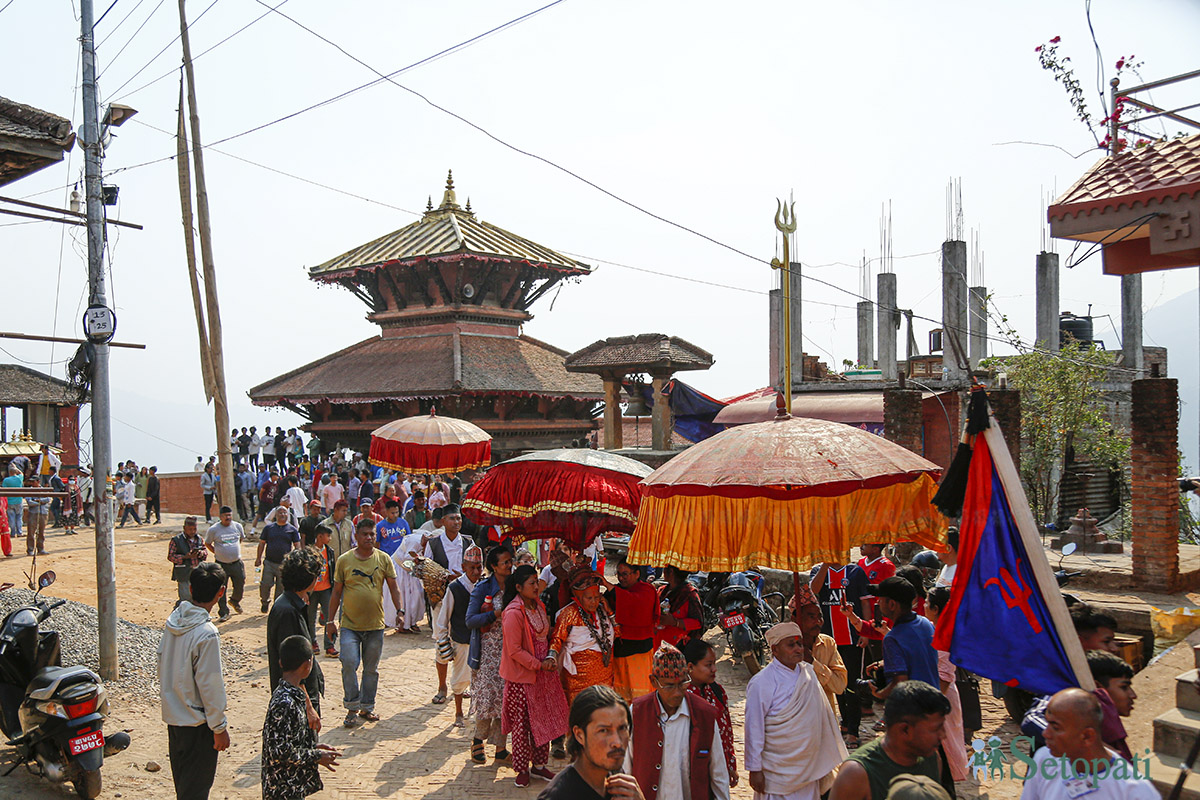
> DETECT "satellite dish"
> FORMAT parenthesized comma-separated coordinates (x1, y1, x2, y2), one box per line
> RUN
(462, 283, 476, 300)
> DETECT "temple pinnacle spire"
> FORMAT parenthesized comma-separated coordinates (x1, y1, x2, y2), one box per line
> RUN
(441, 169, 458, 209)
(426, 195, 433, 212)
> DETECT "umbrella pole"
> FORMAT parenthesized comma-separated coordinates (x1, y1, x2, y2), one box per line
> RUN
(792, 571, 801, 623)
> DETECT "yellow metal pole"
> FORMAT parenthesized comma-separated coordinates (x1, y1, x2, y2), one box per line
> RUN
(772, 200, 797, 414)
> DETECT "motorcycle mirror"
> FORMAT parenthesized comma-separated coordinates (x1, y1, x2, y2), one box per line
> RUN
(37, 571, 57, 590)
(1061, 543, 1078, 557)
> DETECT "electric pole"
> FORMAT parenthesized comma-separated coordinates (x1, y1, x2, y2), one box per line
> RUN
(80, 0, 119, 680)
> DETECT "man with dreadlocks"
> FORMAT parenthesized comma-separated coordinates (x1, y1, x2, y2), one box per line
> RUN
(551, 563, 617, 703)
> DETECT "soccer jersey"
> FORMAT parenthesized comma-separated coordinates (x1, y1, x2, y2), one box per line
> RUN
(810, 563, 872, 646)
(374, 517, 411, 557)
(858, 555, 896, 585)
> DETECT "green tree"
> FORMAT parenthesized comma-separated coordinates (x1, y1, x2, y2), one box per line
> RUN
(982, 342, 1129, 526)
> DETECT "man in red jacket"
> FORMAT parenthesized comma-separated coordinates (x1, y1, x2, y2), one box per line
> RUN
(624, 642, 730, 800)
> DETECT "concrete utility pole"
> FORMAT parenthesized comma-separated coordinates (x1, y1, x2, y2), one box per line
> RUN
(1035, 251, 1060, 352)
(968, 285, 987, 369)
(79, 0, 119, 680)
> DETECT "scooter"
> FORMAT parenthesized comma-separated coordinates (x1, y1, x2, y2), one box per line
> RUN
(0, 571, 130, 798)
(714, 571, 784, 675)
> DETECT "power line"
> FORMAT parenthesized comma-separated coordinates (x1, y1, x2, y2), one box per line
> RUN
(108, 0, 275, 102)
(97, 0, 149, 49)
(93, 0, 122, 29)
(0, 0, 17, 16)
(96, 0, 167, 79)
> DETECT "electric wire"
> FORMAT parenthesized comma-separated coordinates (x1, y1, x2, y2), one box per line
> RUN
(93, 0, 122, 30)
(0, 0, 17, 17)
(97, 0, 148, 49)
(96, 0, 167, 80)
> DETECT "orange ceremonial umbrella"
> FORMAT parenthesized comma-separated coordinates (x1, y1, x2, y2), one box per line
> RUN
(627, 401, 948, 572)
(368, 411, 491, 474)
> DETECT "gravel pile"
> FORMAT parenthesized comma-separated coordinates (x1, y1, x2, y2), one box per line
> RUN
(0, 588, 251, 703)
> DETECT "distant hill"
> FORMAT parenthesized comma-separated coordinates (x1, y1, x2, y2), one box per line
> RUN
(1145, 287, 1199, 474)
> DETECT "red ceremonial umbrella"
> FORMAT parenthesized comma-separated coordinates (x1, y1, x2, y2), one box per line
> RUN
(462, 448, 653, 549)
(368, 411, 491, 474)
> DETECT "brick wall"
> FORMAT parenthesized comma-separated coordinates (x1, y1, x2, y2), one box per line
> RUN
(158, 472, 210, 517)
(989, 388, 1022, 469)
(884, 388, 924, 456)
(1131, 379, 1179, 593)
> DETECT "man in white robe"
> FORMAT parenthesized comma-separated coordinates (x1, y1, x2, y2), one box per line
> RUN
(745, 622, 848, 800)
(433, 544, 482, 724)
(386, 529, 427, 631)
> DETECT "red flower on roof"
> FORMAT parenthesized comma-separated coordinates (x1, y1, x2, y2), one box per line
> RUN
(1050, 35, 1061, 43)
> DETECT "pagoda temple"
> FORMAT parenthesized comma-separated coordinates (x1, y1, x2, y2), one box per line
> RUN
(249, 172, 602, 460)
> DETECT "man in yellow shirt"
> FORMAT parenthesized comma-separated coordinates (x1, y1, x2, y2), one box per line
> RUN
(325, 519, 403, 729)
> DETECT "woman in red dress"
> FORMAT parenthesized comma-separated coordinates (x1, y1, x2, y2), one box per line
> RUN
(655, 565, 703, 649)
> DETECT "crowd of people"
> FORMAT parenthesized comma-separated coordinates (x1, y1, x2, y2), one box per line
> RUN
(153, 499, 1154, 800)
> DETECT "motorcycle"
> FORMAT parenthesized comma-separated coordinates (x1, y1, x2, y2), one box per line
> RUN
(713, 571, 784, 675)
(0, 571, 131, 798)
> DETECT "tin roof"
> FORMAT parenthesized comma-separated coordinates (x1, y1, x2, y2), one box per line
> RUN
(565, 333, 714, 375)
(309, 171, 591, 279)
(1049, 134, 1200, 222)
(248, 332, 603, 406)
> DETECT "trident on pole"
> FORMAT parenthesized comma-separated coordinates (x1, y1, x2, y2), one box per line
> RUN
(771, 199, 797, 415)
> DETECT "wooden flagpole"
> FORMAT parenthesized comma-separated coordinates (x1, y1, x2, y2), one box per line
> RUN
(178, 0, 235, 513)
(175, 77, 214, 403)
(980, 407, 1093, 690)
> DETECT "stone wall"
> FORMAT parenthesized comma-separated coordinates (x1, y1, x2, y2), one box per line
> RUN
(1130, 379, 1179, 593)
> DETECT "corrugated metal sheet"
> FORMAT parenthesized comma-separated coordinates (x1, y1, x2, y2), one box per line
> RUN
(308, 203, 591, 277)
(1058, 459, 1120, 526)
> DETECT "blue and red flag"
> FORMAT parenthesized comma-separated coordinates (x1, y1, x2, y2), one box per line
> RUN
(931, 430, 1082, 697)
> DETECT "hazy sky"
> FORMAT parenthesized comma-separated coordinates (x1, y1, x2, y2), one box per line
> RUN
(3, 0, 1199, 472)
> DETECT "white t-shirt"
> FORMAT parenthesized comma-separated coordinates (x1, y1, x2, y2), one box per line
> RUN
(425, 532, 465, 574)
(320, 482, 344, 509)
(250, 434, 261, 455)
(539, 564, 557, 589)
(1019, 747, 1158, 800)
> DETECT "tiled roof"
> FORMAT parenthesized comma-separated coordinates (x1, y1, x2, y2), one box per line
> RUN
(249, 332, 602, 406)
(1049, 134, 1200, 221)
(565, 333, 714, 374)
(309, 172, 591, 278)
(0, 364, 84, 406)
(0, 97, 73, 145)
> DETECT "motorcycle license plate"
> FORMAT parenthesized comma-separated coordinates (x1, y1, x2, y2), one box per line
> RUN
(68, 730, 104, 755)
(720, 612, 746, 629)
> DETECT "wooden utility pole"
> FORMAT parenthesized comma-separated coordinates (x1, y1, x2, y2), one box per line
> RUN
(175, 81, 215, 403)
(178, 0, 235, 513)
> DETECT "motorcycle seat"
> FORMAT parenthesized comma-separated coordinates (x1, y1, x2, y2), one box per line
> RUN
(28, 665, 98, 701)
(717, 584, 758, 603)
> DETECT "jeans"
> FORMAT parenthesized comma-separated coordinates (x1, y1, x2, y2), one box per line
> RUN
(118, 503, 141, 527)
(167, 724, 218, 800)
(339, 628, 384, 713)
(175, 579, 193, 606)
(6, 507, 21, 542)
(216, 559, 245, 616)
(203, 493, 216, 522)
(307, 588, 333, 650)
(259, 559, 284, 606)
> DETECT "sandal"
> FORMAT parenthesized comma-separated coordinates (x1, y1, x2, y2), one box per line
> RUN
(432, 692, 447, 705)
(470, 739, 486, 764)
(358, 710, 380, 722)
(495, 748, 510, 762)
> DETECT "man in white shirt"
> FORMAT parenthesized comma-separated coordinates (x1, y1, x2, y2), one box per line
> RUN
(746, 622, 847, 800)
(261, 426, 276, 469)
(249, 427, 262, 472)
(118, 472, 142, 528)
(623, 641, 729, 800)
(1020, 688, 1158, 799)
(284, 478, 308, 526)
(423, 505, 465, 575)
(389, 527, 428, 632)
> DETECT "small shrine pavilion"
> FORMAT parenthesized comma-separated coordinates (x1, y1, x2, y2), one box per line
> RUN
(250, 173, 603, 460)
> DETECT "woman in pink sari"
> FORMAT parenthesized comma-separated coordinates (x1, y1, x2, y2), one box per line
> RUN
(500, 564, 568, 788)
(926, 586, 968, 781)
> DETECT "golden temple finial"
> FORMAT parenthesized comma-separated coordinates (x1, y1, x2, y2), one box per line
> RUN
(426, 195, 433, 212)
(440, 169, 459, 209)
(465, 197, 472, 214)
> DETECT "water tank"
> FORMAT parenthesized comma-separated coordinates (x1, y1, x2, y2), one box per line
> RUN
(1059, 313, 1094, 346)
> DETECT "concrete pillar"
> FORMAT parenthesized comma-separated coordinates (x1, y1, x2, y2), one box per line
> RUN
(651, 374, 673, 451)
(1131, 378, 1178, 592)
(856, 300, 874, 368)
(988, 388, 1021, 469)
(787, 261, 803, 388)
(883, 388, 923, 456)
(877, 273, 898, 380)
(1122, 273, 1144, 379)
(1035, 252, 1060, 351)
(602, 374, 623, 450)
(769, 288, 781, 389)
(968, 286, 987, 369)
(942, 240, 968, 382)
